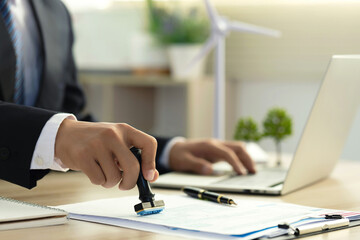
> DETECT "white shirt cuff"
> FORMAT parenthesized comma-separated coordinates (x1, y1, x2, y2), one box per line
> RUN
(158, 137, 186, 170)
(30, 113, 76, 172)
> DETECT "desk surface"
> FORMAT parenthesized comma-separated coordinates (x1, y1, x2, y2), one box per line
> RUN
(1, 160, 360, 240)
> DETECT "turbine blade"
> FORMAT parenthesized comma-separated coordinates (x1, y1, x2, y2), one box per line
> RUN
(229, 21, 281, 38)
(186, 35, 218, 68)
(204, 0, 219, 23)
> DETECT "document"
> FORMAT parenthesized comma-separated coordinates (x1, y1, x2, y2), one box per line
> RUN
(56, 194, 354, 239)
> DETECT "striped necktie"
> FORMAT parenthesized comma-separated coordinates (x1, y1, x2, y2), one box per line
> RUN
(0, 0, 24, 104)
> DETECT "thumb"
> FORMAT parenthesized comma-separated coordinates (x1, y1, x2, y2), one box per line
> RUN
(185, 155, 213, 175)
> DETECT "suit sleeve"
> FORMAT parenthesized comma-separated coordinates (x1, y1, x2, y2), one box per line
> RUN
(155, 136, 172, 174)
(0, 101, 56, 189)
(59, 1, 86, 119)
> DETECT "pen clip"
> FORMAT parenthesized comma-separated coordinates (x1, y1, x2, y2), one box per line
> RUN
(278, 223, 299, 236)
(325, 214, 343, 219)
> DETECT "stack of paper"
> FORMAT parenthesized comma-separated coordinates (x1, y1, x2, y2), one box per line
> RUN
(57, 194, 359, 239)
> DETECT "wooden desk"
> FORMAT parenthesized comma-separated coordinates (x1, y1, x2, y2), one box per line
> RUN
(1, 160, 360, 240)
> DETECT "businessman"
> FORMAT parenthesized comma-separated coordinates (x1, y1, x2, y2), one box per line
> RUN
(0, 0, 255, 190)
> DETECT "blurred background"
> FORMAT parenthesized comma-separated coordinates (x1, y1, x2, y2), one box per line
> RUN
(62, 0, 360, 160)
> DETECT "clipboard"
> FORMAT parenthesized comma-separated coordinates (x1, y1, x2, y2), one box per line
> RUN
(258, 214, 360, 239)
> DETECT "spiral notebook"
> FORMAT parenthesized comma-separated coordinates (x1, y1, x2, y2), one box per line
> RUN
(0, 197, 68, 231)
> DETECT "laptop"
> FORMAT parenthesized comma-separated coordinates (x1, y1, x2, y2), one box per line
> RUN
(152, 55, 360, 195)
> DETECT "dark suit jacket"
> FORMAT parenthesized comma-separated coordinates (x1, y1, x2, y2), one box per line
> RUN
(0, 0, 170, 189)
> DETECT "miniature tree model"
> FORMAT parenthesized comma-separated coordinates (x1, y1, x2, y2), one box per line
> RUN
(263, 108, 292, 166)
(234, 117, 262, 142)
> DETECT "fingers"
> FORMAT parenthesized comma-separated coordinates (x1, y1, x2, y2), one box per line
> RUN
(188, 155, 213, 175)
(148, 169, 160, 183)
(111, 145, 140, 190)
(95, 150, 122, 188)
(110, 146, 159, 189)
(81, 158, 106, 186)
(96, 123, 157, 190)
(121, 124, 158, 181)
(176, 153, 213, 175)
(200, 140, 247, 175)
(224, 142, 256, 174)
(169, 139, 256, 175)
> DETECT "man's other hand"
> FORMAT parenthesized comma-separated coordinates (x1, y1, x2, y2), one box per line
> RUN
(169, 139, 256, 175)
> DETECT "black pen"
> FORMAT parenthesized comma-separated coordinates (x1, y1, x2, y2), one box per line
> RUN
(182, 186, 237, 205)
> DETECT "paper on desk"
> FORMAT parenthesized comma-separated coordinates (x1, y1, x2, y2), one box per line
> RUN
(57, 194, 335, 239)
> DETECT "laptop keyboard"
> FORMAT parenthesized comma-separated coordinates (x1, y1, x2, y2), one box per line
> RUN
(214, 168, 287, 187)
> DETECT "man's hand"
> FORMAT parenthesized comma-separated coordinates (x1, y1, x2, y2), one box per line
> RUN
(169, 139, 256, 175)
(55, 119, 159, 190)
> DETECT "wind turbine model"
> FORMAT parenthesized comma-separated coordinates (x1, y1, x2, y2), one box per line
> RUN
(190, 0, 281, 140)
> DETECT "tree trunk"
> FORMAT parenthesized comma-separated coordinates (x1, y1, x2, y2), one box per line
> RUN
(276, 141, 281, 166)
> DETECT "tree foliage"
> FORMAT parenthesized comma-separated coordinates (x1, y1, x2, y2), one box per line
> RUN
(263, 108, 292, 143)
(234, 117, 262, 142)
